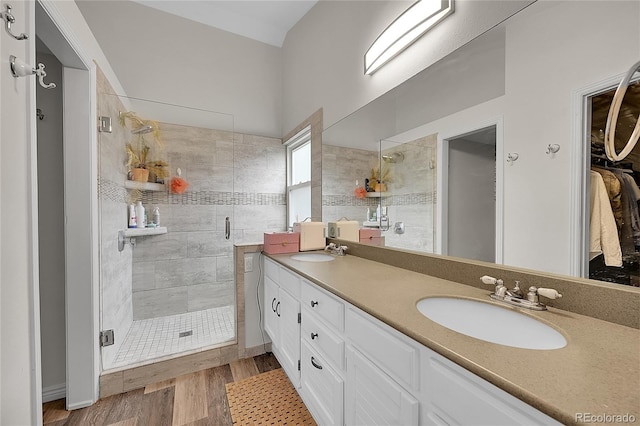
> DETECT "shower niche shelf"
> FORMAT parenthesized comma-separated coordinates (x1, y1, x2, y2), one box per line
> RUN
(124, 180, 166, 192)
(365, 192, 389, 198)
(118, 227, 167, 252)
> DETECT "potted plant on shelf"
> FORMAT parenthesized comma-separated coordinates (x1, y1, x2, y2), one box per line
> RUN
(370, 162, 392, 192)
(120, 111, 169, 183)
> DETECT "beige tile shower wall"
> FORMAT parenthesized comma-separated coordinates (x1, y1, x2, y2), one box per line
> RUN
(382, 135, 437, 252)
(132, 125, 285, 320)
(322, 144, 379, 224)
(97, 67, 134, 369)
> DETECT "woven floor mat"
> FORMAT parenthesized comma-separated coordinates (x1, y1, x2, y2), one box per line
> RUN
(225, 368, 316, 425)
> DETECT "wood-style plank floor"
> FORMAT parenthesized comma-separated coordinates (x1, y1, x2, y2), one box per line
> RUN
(43, 353, 281, 426)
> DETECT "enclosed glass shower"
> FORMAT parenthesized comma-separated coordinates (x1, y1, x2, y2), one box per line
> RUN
(97, 91, 237, 371)
(380, 136, 438, 253)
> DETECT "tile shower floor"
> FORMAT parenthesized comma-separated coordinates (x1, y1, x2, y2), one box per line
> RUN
(109, 305, 235, 369)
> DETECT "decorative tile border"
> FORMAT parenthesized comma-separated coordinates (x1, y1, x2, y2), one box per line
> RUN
(99, 178, 129, 203)
(98, 178, 285, 206)
(322, 192, 436, 207)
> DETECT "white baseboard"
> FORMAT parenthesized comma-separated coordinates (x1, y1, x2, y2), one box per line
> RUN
(42, 383, 66, 403)
(67, 399, 95, 410)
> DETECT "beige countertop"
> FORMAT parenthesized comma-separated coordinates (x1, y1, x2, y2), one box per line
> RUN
(267, 252, 640, 426)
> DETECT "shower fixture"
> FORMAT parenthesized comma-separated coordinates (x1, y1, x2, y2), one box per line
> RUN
(382, 152, 405, 163)
(131, 125, 154, 135)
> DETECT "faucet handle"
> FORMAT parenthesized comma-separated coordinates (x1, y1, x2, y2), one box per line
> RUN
(537, 288, 562, 300)
(481, 275, 506, 298)
(480, 275, 503, 286)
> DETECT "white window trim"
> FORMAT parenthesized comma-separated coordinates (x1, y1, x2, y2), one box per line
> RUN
(285, 125, 312, 227)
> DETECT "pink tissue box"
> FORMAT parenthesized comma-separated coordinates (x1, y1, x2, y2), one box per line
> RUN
(263, 232, 300, 254)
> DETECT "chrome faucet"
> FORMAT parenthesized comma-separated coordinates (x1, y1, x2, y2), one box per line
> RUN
(325, 242, 348, 256)
(480, 275, 562, 311)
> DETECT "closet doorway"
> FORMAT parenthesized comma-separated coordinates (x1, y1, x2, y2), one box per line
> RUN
(440, 125, 499, 263)
(587, 79, 639, 286)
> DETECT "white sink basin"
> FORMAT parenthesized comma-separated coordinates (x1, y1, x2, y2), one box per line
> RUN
(416, 297, 566, 350)
(290, 253, 335, 262)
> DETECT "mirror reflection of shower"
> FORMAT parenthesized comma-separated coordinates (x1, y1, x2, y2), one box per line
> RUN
(382, 152, 404, 163)
(130, 124, 154, 134)
(380, 135, 437, 253)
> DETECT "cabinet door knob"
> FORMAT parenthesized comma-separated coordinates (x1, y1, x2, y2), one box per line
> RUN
(271, 297, 277, 312)
(311, 356, 323, 370)
(311, 332, 318, 340)
(275, 301, 280, 317)
(311, 300, 319, 307)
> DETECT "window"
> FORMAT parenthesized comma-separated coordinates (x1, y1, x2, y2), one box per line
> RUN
(286, 126, 312, 228)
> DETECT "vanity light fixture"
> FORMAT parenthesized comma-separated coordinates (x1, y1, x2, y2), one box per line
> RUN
(364, 0, 454, 75)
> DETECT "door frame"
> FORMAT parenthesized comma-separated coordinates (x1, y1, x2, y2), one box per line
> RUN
(437, 117, 504, 264)
(36, 0, 99, 409)
(569, 71, 639, 278)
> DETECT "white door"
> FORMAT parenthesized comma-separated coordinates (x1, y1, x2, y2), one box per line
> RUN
(278, 288, 301, 386)
(264, 276, 279, 343)
(0, 1, 42, 423)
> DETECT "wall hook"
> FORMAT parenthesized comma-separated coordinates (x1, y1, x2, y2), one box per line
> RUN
(506, 153, 519, 163)
(1, 4, 28, 40)
(10, 55, 56, 89)
(546, 144, 560, 155)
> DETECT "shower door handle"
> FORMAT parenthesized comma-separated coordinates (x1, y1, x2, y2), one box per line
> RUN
(225, 217, 230, 240)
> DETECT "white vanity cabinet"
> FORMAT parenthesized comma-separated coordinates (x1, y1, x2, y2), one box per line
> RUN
(263, 258, 301, 387)
(263, 258, 561, 426)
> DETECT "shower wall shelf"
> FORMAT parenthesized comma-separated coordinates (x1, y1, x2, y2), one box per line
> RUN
(122, 227, 167, 238)
(118, 227, 167, 252)
(124, 180, 166, 192)
(365, 192, 390, 198)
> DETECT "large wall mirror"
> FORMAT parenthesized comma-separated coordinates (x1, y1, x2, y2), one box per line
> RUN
(322, 1, 640, 288)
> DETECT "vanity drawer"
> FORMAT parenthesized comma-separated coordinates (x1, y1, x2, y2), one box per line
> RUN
(300, 340, 344, 426)
(301, 280, 345, 332)
(264, 257, 279, 282)
(346, 307, 420, 391)
(279, 266, 300, 298)
(302, 307, 345, 372)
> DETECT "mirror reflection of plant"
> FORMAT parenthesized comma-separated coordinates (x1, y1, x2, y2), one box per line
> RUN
(370, 162, 393, 184)
(120, 111, 169, 179)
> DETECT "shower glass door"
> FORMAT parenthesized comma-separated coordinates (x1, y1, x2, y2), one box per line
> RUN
(97, 91, 235, 371)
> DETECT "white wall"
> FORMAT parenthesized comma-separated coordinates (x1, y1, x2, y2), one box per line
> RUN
(1, 0, 127, 420)
(281, 0, 534, 134)
(75, 0, 283, 138)
(1, 1, 39, 422)
(502, 0, 639, 273)
(364, 1, 640, 275)
(36, 51, 67, 400)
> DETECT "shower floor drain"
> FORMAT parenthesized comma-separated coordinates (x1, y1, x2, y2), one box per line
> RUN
(178, 330, 193, 338)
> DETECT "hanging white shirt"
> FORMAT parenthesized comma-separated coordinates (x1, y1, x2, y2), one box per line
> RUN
(589, 171, 622, 267)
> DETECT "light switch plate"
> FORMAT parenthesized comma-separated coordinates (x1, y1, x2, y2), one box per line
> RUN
(244, 255, 253, 273)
